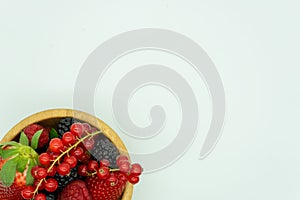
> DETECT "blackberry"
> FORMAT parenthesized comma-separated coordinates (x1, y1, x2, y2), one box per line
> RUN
(57, 117, 79, 138)
(45, 192, 57, 200)
(90, 134, 120, 168)
(54, 166, 83, 192)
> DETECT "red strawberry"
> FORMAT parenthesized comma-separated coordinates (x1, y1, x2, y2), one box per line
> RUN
(24, 124, 50, 148)
(0, 138, 40, 199)
(0, 181, 24, 200)
(86, 172, 127, 200)
(58, 180, 92, 200)
(0, 159, 27, 200)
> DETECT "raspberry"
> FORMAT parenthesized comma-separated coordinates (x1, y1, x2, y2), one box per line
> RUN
(24, 124, 49, 148)
(90, 134, 120, 168)
(58, 180, 92, 200)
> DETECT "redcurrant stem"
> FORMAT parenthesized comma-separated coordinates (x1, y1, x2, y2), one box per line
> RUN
(33, 178, 45, 194)
(89, 168, 120, 176)
(33, 130, 103, 196)
(110, 169, 120, 172)
(47, 131, 102, 173)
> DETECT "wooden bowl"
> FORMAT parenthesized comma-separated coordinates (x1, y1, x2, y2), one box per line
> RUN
(0, 108, 133, 200)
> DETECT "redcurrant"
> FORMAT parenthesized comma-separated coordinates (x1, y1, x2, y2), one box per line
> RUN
(78, 164, 88, 176)
(128, 175, 140, 184)
(45, 178, 58, 192)
(47, 166, 57, 177)
(34, 179, 45, 190)
(70, 123, 84, 137)
(57, 162, 71, 176)
(21, 186, 35, 199)
(70, 146, 84, 159)
(116, 155, 129, 167)
(31, 166, 41, 179)
(87, 160, 99, 172)
(64, 155, 77, 168)
(119, 160, 131, 173)
(100, 159, 110, 167)
(34, 193, 46, 200)
(82, 123, 91, 133)
(78, 151, 91, 163)
(117, 172, 127, 181)
(36, 167, 47, 179)
(130, 163, 143, 176)
(97, 166, 110, 179)
(62, 131, 76, 146)
(49, 138, 64, 153)
(106, 173, 118, 186)
(83, 138, 95, 150)
(39, 153, 51, 166)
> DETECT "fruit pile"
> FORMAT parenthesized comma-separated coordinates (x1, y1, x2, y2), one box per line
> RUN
(0, 118, 142, 200)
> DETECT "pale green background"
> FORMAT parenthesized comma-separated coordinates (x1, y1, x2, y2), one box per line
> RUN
(0, 0, 299, 199)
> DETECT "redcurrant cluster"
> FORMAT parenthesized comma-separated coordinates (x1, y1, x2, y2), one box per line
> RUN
(78, 155, 142, 185)
(20, 122, 99, 200)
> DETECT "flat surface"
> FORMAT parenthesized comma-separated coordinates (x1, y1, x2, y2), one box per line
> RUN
(1, 1, 300, 199)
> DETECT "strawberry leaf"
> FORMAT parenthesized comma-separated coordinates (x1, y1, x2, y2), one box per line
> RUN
(50, 128, 58, 139)
(0, 157, 18, 187)
(30, 129, 43, 149)
(1, 141, 20, 147)
(25, 159, 35, 185)
(16, 157, 28, 173)
(1, 149, 19, 159)
(19, 131, 29, 146)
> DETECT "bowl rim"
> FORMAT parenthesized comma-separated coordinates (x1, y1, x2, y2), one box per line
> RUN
(0, 108, 133, 200)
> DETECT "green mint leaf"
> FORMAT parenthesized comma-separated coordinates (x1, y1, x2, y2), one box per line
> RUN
(1, 149, 19, 159)
(50, 128, 58, 139)
(16, 157, 28, 173)
(19, 131, 29, 146)
(0, 157, 18, 187)
(25, 160, 35, 185)
(30, 129, 43, 149)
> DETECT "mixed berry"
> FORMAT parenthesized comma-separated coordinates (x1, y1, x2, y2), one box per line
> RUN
(0, 118, 143, 200)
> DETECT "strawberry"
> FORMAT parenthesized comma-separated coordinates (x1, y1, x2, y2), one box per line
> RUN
(24, 124, 50, 148)
(0, 131, 42, 199)
(0, 158, 27, 200)
(86, 172, 127, 200)
(58, 180, 92, 200)
(0, 181, 24, 200)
